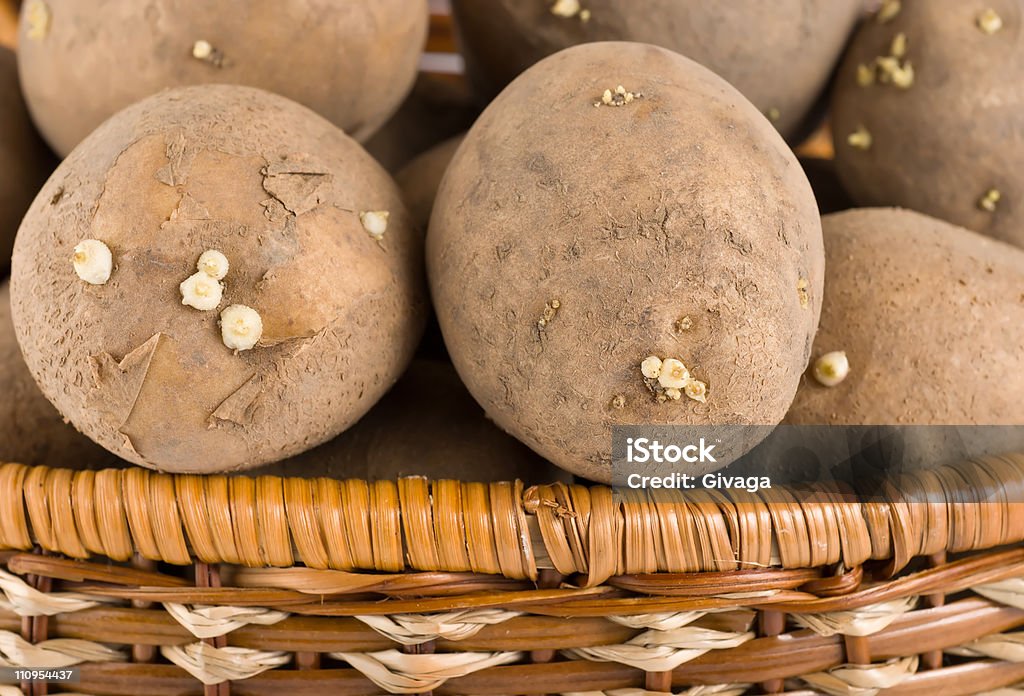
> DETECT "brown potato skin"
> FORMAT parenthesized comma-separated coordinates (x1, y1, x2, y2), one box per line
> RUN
(254, 359, 570, 483)
(11, 85, 426, 473)
(428, 43, 824, 483)
(0, 282, 121, 468)
(17, 0, 428, 156)
(832, 0, 1024, 248)
(396, 134, 465, 232)
(451, 0, 861, 140)
(0, 47, 52, 272)
(787, 208, 1024, 427)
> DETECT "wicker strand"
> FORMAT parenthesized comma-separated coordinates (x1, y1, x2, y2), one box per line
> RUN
(790, 596, 918, 637)
(562, 626, 754, 671)
(948, 632, 1024, 662)
(2, 454, 1024, 582)
(354, 609, 523, 645)
(801, 655, 919, 695)
(331, 648, 523, 694)
(0, 629, 124, 668)
(163, 603, 290, 640)
(562, 688, 751, 696)
(0, 568, 119, 617)
(159, 642, 291, 685)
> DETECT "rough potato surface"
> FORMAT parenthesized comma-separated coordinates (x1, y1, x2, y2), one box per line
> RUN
(428, 43, 824, 482)
(832, 0, 1024, 248)
(18, 0, 428, 155)
(11, 85, 426, 473)
(787, 208, 1024, 426)
(451, 0, 861, 140)
(0, 283, 120, 468)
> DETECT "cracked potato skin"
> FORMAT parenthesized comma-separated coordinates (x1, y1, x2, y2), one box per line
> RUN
(17, 0, 428, 156)
(831, 0, 1024, 248)
(451, 0, 861, 141)
(11, 85, 426, 473)
(427, 43, 824, 483)
(786, 208, 1024, 427)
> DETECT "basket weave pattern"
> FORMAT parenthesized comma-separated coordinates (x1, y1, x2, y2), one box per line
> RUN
(1, 455, 1024, 695)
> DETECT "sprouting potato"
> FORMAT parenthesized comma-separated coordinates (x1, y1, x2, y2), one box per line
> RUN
(11, 85, 426, 473)
(428, 43, 824, 482)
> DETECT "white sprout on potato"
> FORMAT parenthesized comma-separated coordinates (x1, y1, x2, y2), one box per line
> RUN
(551, 0, 580, 17)
(797, 278, 811, 309)
(220, 304, 263, 351)
(72, 239, 113, 285)
(640, 355, 663, 379)
(640, 354, 708, 404)
(192, 40, 225, 67)
(977, 9, 1003, 34)
(594, 85, 641, 108)
(24, 0, 51, 41)
(197, 249, 229, 280)
(180, 272, 224, 311)
(684, 380, 708, 404)
(360, 210, 390, 240)
(813, 351, 850, 388)
(538, 299, 561, 329)
(847, 126, 873, 151)
(658, 358, 690, 389)
(856, 64, 875, 88)
(890, 32, 908, 59)
(877, 0, 901, 24)
(979, 188, 1002, 212)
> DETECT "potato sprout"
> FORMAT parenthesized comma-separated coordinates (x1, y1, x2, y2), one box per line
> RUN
(220, 304, 263, 351)
(180, 272, 223, 311)
(72, 240, 113, 285)
(360, 210, 390, 240)
(197, 249, 229, 280)
(813, 351, 850, 387)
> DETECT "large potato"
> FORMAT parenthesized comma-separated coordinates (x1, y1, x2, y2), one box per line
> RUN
(428, 43, 824, 483)
(255, 359, 570, 483)
(0, 47, 52, 271)
(832, 0, 1024, 248)
(0, 282, 120, 468)
(788, 208, 1024, 426)
(17, 0, 428, 156)
(450, 0, 861, 140)
(11, 85, 426, 473)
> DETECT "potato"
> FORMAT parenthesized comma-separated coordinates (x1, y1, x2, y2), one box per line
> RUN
(11, 85, 426, 473)
(0, 282, 120, 468)
(786, 208, 1024, 432)
(450, 0, 861, 140)
(428, 43, 824, 483)
(396, 134, 464, 231)
(17, 0, 428, 156)
(255, 359, 570, 483)
(0, 47, 52, 272)
(832, 1, 1024, 248)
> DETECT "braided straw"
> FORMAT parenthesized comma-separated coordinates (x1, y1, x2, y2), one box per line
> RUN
(0, 454, 1022, 582)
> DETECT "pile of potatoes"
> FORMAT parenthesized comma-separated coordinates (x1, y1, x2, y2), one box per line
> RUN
(1, 0, 1021, 486)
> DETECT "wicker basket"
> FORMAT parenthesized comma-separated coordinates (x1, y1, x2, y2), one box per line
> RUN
(1, 455, 1024, 696)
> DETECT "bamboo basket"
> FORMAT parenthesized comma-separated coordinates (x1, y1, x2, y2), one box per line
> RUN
(4, 5, 1024, 696)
